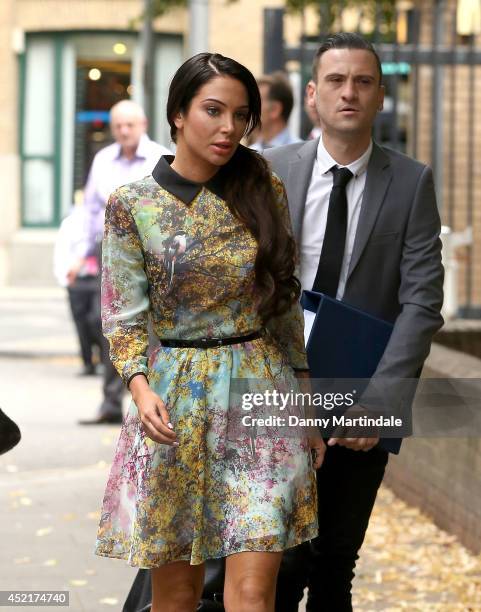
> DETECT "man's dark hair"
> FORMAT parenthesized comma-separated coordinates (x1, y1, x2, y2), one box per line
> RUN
(257, 72, 294, 123)
(312, 32, 383, 84)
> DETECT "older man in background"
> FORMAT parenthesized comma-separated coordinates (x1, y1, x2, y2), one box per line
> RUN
(72, 99, 171, 425)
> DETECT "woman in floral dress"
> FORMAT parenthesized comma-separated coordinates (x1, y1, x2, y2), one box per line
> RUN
(95, 52, 324, 612)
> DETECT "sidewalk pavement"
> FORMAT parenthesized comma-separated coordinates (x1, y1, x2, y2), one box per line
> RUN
(1, 288, 481, 611)
(0, 286, 78, 358)
(1, 287, 137, 611)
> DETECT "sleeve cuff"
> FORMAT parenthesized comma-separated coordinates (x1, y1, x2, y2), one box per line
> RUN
(121, 359, 148, 386)
(126, 371, 149, 388)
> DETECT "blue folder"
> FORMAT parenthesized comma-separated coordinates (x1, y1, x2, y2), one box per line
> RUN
(301, 290, 401, 453)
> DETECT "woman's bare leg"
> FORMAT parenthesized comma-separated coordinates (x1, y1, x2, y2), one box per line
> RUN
(151, 560, 205, 612)
(224, 551, 282, 612)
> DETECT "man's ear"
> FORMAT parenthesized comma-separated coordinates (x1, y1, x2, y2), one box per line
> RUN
(306, 80, 317, 109)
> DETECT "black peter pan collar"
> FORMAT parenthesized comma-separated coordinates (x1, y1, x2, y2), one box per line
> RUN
(152, 155, 227, 204)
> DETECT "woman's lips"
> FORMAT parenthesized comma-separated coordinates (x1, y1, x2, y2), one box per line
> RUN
(211, 142, 233, 155)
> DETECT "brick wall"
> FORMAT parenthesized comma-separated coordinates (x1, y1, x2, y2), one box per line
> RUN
(209, 0, 288, 77)
(384, 342, 481, 553)
(413, 0, 481, 311)
(0, 0, 17, 157)
(0, 0, 20, 284)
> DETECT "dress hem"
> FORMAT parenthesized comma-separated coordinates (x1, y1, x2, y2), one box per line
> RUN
(94, 530, 318, 568)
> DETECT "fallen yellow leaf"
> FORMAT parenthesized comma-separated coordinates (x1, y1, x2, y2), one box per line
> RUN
(35, 527, 53, 537)
(69, 579, 88, 587)
(9, 489, 26, 497)
(99, 598, 118, 606)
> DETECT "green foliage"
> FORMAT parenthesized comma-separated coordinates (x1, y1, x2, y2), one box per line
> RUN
(151, 0, 237, 17)
(284, 0, 395, 13)
(284, 0, 397, 42)
(148, 0, 397, 42)
(284, 0, 312, 12)
(151, 0, 187, 16)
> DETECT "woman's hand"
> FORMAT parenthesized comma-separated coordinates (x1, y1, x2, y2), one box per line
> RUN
(309, 436, 326, 470)
(129, 375, 178, 446)
(294, 371, 325, 468)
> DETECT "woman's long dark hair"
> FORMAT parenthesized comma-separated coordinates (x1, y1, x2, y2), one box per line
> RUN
(167, 52, 300, 323)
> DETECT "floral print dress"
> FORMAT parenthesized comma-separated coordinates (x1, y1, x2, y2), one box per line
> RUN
(95, 153, 318, 568)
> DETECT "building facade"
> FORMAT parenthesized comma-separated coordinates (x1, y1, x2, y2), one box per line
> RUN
(1, 0, 297, 287)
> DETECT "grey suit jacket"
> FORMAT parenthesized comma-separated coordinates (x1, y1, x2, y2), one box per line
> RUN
(264, 138, 444, 387)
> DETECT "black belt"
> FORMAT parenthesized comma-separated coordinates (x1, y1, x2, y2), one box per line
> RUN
(159, 329, 265, 349)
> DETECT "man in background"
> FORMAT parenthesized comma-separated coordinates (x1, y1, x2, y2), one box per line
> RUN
(250, 72, 301, 152)
(71, 100, 171, 425)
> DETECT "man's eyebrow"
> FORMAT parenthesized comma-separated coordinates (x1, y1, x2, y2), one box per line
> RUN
(324, 72, 375, 79)
(202, 97, 249, 109)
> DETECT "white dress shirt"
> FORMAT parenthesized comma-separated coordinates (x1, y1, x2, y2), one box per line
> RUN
(300, 135, 373, 299)
(53, 206, 93, 287)
(251, 127, 302, 152)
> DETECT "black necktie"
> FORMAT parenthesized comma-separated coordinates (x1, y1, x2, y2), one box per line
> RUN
(312, 166, 353, 297)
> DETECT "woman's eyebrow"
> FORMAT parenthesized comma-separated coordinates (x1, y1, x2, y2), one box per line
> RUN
(201, 97, 249, 109)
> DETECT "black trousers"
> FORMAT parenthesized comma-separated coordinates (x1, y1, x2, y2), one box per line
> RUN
(67, 276, 102, 368)
(69, 275, 123, 417)
(99, 351, 124, 417)
(90, 289, 124, 418)
(274, 444, 388, 611)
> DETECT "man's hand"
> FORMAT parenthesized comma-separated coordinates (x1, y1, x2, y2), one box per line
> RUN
(309, 436, 326, 469)
(328, 405, 379, 452)
(293, 371, 326, 466)
(66, 258, 86, 286)
(328, 435, 379, 452)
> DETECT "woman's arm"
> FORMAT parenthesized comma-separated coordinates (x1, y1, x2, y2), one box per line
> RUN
(102, 190, 176, 445)
(102, 190, 150, 383)
(265, 174, 309, 372)
(266, 175, 325, 468)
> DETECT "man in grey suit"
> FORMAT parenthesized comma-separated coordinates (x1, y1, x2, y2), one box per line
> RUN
(265, 33, 444, 611)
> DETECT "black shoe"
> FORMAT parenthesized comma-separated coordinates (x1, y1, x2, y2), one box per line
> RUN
(0, 409, 21, 455)
(77, 365, 97, 377)
(78, 414, 123, 425)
